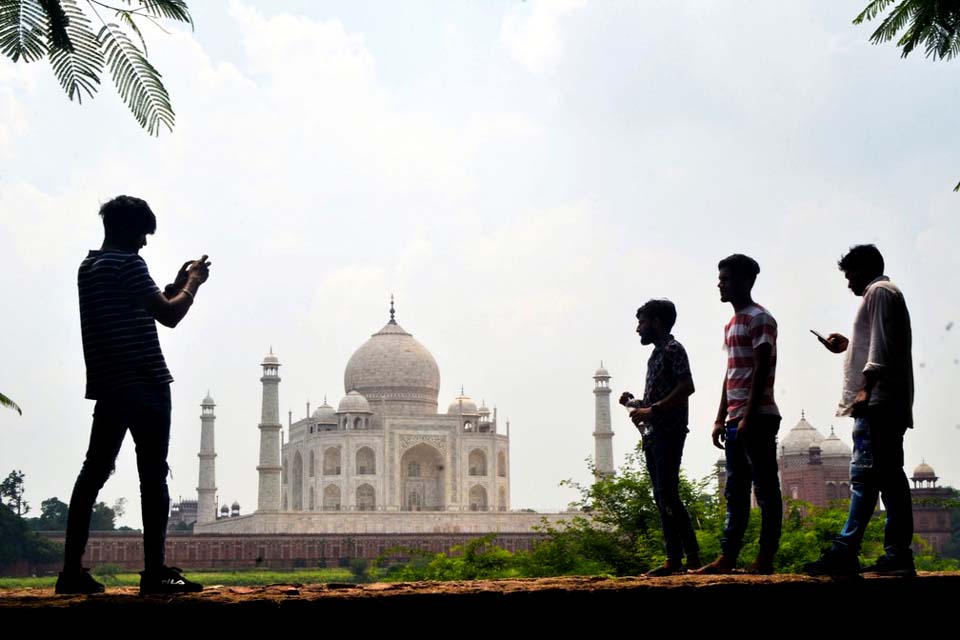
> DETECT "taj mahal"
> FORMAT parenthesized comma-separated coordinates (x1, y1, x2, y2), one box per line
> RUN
(190, 300, 605, 535)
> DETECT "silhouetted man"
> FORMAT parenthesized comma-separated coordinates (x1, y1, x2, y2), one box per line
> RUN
(693, 254, 782, 575)
(620, 299, 701, 575)
(56, 196, 210, 595)
(804, 244, 915, 577)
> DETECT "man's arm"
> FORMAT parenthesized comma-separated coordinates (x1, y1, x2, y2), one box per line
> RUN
(741, 342, 772, 426)
(651, 374, 695, 412)
(143, 256, 209, 328)
(712, 375, 727, 450)
(853, 287, 892, 412)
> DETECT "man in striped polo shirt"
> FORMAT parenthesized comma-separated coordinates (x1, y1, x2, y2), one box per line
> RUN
(694, 254, 782, 575)
(56, 196, 210, 596)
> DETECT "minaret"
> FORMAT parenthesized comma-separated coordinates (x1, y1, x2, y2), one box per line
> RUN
(593, 362, 614, 478)
(257, 348, 282, 512)
(196, 391, 217, 525)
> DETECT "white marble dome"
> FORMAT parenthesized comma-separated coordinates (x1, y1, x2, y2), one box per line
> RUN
(338, 390, 372, 414)
(312, 400, 337, 424)
(447, 394, 479, 416)
(780, 415, 825, 456)
(343, 309, 440, 415)
(819, 427, 852, 458)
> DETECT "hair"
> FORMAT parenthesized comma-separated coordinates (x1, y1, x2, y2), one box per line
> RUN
(838, 244, 884, 276)
(636, 298, 677, 332)
(99, 195, 156, 244)
(718, 253, 760, 286)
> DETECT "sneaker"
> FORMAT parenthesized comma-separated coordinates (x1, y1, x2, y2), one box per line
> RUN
(862, 555, 916, 577)
(55, 568, 105, 595)
(802, 552, 861, 578)
(139, 566, 203, 595)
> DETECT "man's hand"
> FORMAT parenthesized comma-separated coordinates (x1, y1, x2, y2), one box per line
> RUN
(736, 413, 751, 436)
(851, 389, 870, 417)
(619, 391, 634, 407)
(630, 407, 652, 426)
(186, 255, 211, 285)
(821, 333, 849, 354)
(172, 260, 194, 289)
(711, 421, 726, 450)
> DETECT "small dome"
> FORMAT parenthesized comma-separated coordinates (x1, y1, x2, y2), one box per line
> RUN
(820, 427, 851, 458)
(780, 414, 825, 456)
(312, 399, 337, 424)
(262, 348, 280, 366)
(231, 501, 240, 509)
(202, 391, 215, 405)
(478, 401, 490, 415)
(338, 390, 372, 414)
(913, 462, 937, 479)
(447, 394, 479, 416)
(220, 504, 229, 514)
(594, 363, 610, 378)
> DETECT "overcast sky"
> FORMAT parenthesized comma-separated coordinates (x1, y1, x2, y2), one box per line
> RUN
(1, 1, 958, 527)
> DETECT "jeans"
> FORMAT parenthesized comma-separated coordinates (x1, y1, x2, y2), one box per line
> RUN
(832, 406, 913, 559)
(643, 429, 700, 563)
(64, 384, 171, 572)
(721, 414, 782, 561)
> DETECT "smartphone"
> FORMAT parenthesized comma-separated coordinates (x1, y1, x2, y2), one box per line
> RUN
(810, 329, 827, 342)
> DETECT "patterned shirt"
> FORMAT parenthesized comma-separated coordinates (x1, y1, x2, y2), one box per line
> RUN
(837, 276, 913, 426)
(724, 304, 779, 420)
(78, 250, 172, 399)
(640, 335, 692, 432)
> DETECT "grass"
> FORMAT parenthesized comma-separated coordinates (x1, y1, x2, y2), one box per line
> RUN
(0, 567, 355, 590)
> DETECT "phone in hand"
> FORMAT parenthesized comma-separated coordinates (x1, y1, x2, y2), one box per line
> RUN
(810, 329, 827, 342)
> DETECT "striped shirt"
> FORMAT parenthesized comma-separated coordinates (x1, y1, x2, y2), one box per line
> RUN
(724, 304, 779, 420)
(78, 250, 172, 399)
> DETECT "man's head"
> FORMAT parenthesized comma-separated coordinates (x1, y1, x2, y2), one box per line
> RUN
(636, 298, 677, 345)
(99, 195, 156, 251)
(717, 254, 760, 303)
(838, 244, 884, 296)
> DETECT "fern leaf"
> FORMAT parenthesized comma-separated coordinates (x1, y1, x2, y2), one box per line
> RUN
(98, 22, 174, 134)
(0, 392, 22, 415)
(39, 0, 70, 50)
(0, 0, 48, 62)
(136, 0, 192, 29)
(49, 0, 102, 103)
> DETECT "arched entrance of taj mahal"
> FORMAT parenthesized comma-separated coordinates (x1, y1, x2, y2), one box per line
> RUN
(401, 443, 445, 511)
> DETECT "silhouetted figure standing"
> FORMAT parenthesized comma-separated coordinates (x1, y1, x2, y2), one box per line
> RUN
(693, 254, 782, 575)
(804, 244, 915, 577)
(620, 299, 701, 575)
(56, 196, 210, 595)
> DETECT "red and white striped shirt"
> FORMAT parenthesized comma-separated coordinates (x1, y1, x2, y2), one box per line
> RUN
(724, 304, 779, 420)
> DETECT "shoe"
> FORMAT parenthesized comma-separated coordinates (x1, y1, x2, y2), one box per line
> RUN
(689, 557, 736, 575)
(802, 552, 860, 577)
(645, 563, 684, 577)
(862, 555, 916, 577)
(139, 566, 203, 595)
(684, 555, 703, 572)
(55, 568, 105, 595)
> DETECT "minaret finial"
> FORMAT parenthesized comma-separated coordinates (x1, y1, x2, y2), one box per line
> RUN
(801, 409, 805, 420)
(461, 384, 464, 396)
(389, 294, 396, 324)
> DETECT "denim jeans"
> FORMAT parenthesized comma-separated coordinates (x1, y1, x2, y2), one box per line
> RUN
(832, 406, 913, 559)
(643, 429, 700, 563)
(721, 415, 782, 561)
(64, 384, 171, 572)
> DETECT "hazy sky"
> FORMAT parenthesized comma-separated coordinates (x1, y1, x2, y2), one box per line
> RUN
(1, 1, 958, 527)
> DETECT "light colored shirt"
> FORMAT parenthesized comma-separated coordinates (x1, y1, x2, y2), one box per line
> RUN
(837, 276, 914, 426)
(724, 304, 779, 420)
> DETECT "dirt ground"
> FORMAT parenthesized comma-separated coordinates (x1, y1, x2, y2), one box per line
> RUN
(3, 573, 956, 627)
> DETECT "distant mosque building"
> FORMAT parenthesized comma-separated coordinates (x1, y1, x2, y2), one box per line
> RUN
(718, 413, 954, 554)
(188, 300, 578, 535)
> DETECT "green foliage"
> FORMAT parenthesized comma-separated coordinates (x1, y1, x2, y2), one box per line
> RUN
(0, 500, 62, 567)
(89, 501, 116, 531)
(0, 470, 29, 516)
(0, 392, 22, 415)
(854, 1, 960, 191)
(26, 496, 69, 530)
(0, 0, 192, 134)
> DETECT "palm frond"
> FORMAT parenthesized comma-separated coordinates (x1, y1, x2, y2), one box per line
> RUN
(117, 9, 147, 54)
(39, 0, 70, 50)
(855, 1, 960, 60)
(136, 0, 191, 30)
(0, 392, 22, 415)
(0, 0, 48, 62)
(954, 179, 959, 192)
(49, 0, 102, 102)
(853, 0, 898, 25)
(98, 22, 173, 134)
